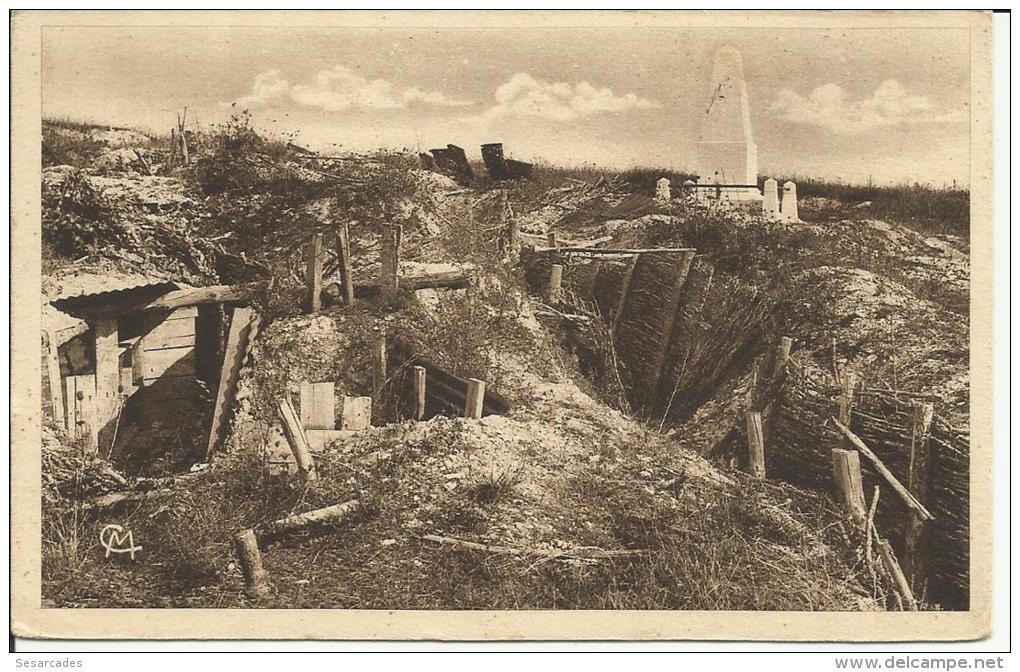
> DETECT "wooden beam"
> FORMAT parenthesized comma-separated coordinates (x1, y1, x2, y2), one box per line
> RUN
(413, 366, 427, 420)
(335, 222, 355, 306)
(536, 246, 696, 255)
(465, 378, 486, 419)
(831, 417, 934, 521)
(205, 307, 258, 460)
(838, 369, 857, 449)
(832, 448, 867, 528)
(774, 336, 794, 378)
(278, 395, 316, 480)
(745, 411, 766, 478)
(305, 233, 324, 313)
(94, 318, 121, 433)
(141, 285, 251, 312)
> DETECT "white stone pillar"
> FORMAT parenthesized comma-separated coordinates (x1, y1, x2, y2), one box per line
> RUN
(781, 181, 799, 222)
(655, 177, 671, 203)
(763, 178, 780, 217)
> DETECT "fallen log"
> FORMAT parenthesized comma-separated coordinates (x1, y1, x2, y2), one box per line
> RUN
(422, 534, 646, 561)
(831, 417, 933, 521)
(258, 500, 362, 547)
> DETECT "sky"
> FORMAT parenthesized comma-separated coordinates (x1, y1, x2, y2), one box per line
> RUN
(41, 23, 972, 186)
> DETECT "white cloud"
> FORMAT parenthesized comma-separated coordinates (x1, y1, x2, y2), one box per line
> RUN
(769, 79, 966, 134)
(232, 69, 291, 109)
(227, 66, 473, 111)
(482, 73, 660, 123)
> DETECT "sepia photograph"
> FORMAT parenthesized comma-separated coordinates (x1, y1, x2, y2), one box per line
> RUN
(9, 9, 998, 643)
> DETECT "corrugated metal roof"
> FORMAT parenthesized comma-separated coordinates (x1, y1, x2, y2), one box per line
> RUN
(51, 281, 183, 317)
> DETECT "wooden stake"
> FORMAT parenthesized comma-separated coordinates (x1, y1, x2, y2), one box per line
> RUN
(335, 223, 355, 306)
(465, 378, 485, 419)
(372, 334, 387, 399)
(744, 411, 766, 478)
(832, 448, 867, 528)
(177, 108, 189, 164)
(546, 232, 557, 248)
(305, 233, 323, 313)
(413, 366, 427, 420)
(233, 528, 269, 597)
(832, 417, 934, 521)
(904, 401, 935, 586)
(547, 264, 563, 301)
(877, 538, 918, 611)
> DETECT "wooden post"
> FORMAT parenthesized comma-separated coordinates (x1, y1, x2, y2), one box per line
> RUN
(465, 378, 485, 419)
(413, 366, 427, 420)
(380, 224, 402, 298)
(335, 223, 355, 306)
(93, 318, 120, 430)
(372, 334, 387, 398)
(547, 264, 563, 301)
(278, 396, 316, 480)
(233, 528, 269, 597)
(832, 417, 934, 521)
(903, 401, 935, 586)
(546, 232, 556, 248)
(744, 411, 766, 478)
(177, 108, 189, 164)
(206, 307, 258, 460)
(774, 336, 794, 378)
(43, 331, 64, 427)
(305, 233, 323, 313)
(877, 538, 918, 610)
(612, 254, 639, 334)
(832, 448, 867, 528)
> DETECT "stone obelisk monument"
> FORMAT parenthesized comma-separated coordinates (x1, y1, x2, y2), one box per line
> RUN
(695, 46, 762, 202)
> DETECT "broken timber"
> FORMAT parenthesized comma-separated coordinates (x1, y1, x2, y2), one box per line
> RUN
(831, 417, 934, 521)
(233, 528, 270, 597)
(305, 233, 324, 313)
(335, 223, 355, 306)
(278, 396, 317, 479)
